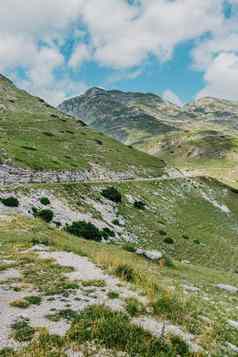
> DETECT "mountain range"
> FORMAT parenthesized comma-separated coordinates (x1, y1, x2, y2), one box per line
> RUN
(59, 88, 238, 186)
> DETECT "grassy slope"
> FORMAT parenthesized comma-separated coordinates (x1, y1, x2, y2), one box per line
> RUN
(6, 176, 238, 273)
(0, 215, 238, 355)
(0, 76, 165, 176)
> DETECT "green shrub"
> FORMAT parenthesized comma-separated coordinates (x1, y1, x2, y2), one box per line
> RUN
(134, 201, 146, 210)
(37, 209, 54, 223)
(164, 237, 174, 245)
(123, 243, 136, 253)
(126, 298, 145, 317)
(40, 197, 50, 205)
(193, 239, 201, 245)
(67, 305, 190, 356)
(0, 196, 19, 207)
(102, 187, 122, 203)
(65, 221, 102, 242)
(11, 319, 35, 342)
(101, 227, 115, 240)
(115, 264, 135, 282)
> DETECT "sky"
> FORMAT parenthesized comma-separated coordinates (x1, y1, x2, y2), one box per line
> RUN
(0, 0, 238, 106)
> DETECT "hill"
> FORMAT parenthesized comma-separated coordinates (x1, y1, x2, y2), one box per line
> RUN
(59, 90, 238, 186)
(0, 75, 165, 178)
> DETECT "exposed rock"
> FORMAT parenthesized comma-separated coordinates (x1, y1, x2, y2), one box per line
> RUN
(216, 284, 238, 293)
(227, 320, 238, 330)
(136, 248, 163, 261)
(225, 342, 238, 353)
(182, 284, 200, 293)
(0, 104, 6, 111)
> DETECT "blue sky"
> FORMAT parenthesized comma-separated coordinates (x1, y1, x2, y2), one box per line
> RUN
(0, 0, 238, 106)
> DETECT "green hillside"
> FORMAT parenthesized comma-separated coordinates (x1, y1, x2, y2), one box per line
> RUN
(0, 75, 165, 176)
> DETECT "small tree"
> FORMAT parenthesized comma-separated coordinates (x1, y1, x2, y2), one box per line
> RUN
(40, 197, 50, 206)
(101, 187, 122, 203)
(37, 209, 54, 223)
(0, 196, 19, 207)
(65, 221, 102, 242)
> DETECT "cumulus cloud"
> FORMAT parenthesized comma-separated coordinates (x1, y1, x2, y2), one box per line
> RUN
(0, 0, 237, 103)
(197, 52, 238, 101)
(163, 89, 183, 106)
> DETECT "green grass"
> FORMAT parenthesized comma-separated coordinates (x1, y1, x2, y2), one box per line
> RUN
(67, 305, 190, 356)
(0, 215, 238, 354)
(0, 76, 165, 176)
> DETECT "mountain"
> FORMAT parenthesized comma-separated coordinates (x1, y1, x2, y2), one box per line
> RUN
(1, 75, 238, 355)
(58, 87, 190, 145)
(0, 75, 166, 178)
(59, 89, 238, 186)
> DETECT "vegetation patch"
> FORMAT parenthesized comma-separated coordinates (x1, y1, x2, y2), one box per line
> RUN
(107, 291, 120, 299)
(11, 318, 35, 342)
(81, 279, 106, 287)
(0, 196, 19, 207)
(101, 187, 122, 203)
(33, 208, 54, 223)
(115, 264, 135, 282)
(67, 305, 190, 356)
(134, 200, 146, 210)
(65, 221, 102, 242)
(40, 197, 50, 205)
(126, 297, 145, 317)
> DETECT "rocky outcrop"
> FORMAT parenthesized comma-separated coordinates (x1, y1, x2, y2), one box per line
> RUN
(0, 164, 135, 185)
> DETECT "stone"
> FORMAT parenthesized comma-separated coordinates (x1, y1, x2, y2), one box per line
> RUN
(227, 320, 238, 330)
(183, 284, 200, 293)
(136, 248, 163, 261)
(225, 342, 238, 353)
(216, 284, 238, 293)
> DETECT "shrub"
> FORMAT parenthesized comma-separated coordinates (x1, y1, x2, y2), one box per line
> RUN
(164, 237, 174, 245)
(11, 319, 35, 342)
(40, 197, 50, 205)
(193, 239, 201, 245)
(37, 209, 54, 223)
(159, 230, 167, 236)
(101, 227, 115, 240)
(126, 298, 145, 317)
(133, 201, 146, 210)
(102, 187, 122, 203)
(112, 219, 120, 226)
(123, 243, 136, 253)
(0, 196, 19, 207)
(115, 264, 135, 282)
(65, 221, 102, 242)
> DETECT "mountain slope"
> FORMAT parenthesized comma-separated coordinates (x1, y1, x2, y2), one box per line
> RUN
(0, 75, 166, 177)
(59, 89, 238, 185)
(59, 87, 187, 145)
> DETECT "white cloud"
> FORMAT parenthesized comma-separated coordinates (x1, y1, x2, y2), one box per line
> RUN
(163, 89, 183, 106)
(197, 52, 238, 101)
(78, 0, 224, 68)
(0, 0, 236, 103)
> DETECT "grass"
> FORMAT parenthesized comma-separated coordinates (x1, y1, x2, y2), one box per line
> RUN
(107, 291, 120, 299)
(67, 305, 190, 356)
(0, 76, 165, 176)
(11, 318, 35, 342)
(0, 212, 238, 354)
(81, 279, 106, 287)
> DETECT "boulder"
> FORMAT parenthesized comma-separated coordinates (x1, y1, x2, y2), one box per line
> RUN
(216, 284, 238, 293)
(227, 320, 238, 330)
(136, 248, 163, 261)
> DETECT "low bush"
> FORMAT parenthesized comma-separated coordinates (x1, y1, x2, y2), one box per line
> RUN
(123, 243, 136, 253)
(37, 209, 54, 223)
(164, 237, 174, 245)
(11, 319, 35, 342)
(115, 264, 135, 282)
(0, 196, 19, 207)
(40, 197, 50, 205)
(101, 187, 122, 203)
(65, 221, 102, 242)
(133, 201, 146, 210)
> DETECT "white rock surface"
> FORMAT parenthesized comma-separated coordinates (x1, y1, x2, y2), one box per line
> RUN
(216, 284, 238, 293)
(136, 248, 163, 261)
(227, 320, 238, 330)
